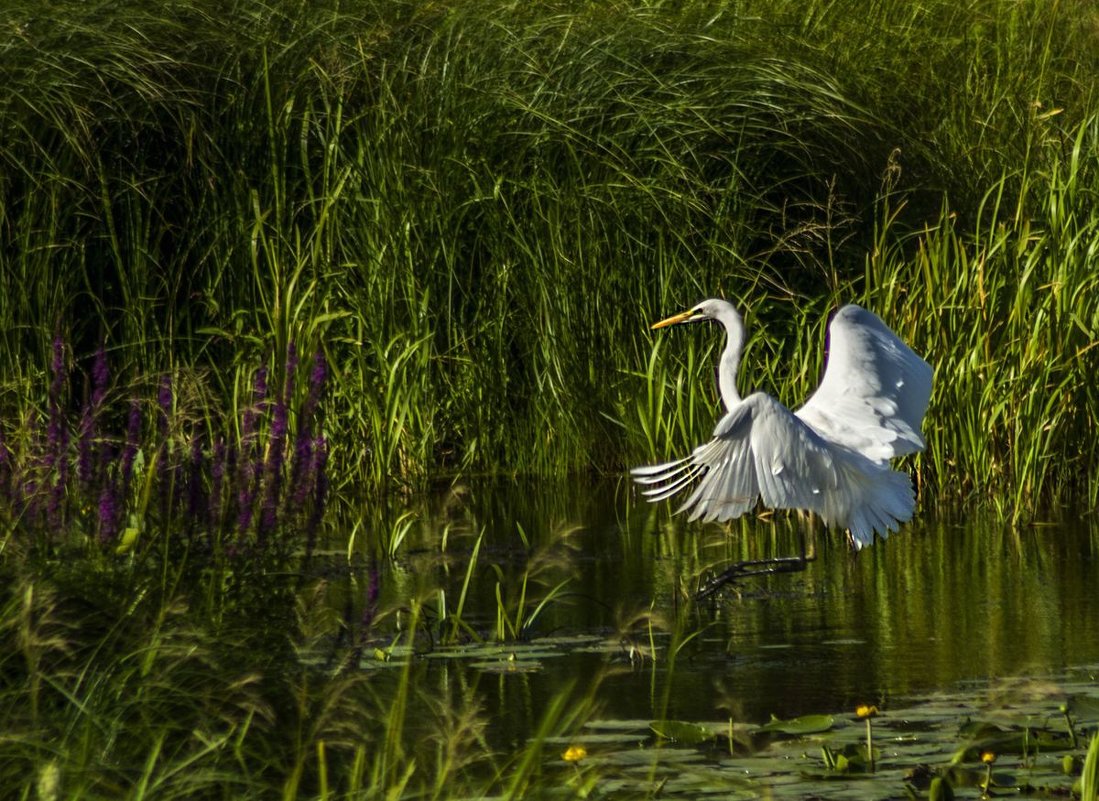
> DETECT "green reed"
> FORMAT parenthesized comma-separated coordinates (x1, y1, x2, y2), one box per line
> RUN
(1, 0, 1098, 507)
(0, 528, 602, 800)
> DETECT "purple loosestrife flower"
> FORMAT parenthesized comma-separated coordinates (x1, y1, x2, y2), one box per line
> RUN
(261, 344, 298, 524)
(305, 435, 329, 557)
(291, 350, 327, 507)
(237, 482, 256, 535)
(98, 480, 119, 543)
(250, 365, 269, 442)
(258, 397, 288, 542)
(271, 399, 289, 456)
(236, 446, 259, 537)
(289, 433, 314, 509)
(252, 364, 268, 407)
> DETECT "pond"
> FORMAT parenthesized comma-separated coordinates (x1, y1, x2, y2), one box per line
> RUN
(318, 478, 1099, 795)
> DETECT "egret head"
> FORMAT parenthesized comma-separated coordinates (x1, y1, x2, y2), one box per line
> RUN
(651, 298, 741, 330)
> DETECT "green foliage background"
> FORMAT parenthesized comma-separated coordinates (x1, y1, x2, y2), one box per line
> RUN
(2, 0, 1098, 503)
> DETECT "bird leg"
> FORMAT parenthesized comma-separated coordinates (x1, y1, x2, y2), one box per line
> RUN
(695, 527, 817, 601)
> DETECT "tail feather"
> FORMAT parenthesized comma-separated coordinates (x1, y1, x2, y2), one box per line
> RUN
(829, 462, 915, 549)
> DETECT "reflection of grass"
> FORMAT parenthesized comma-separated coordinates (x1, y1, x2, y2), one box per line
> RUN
(0, 562, 603, 799)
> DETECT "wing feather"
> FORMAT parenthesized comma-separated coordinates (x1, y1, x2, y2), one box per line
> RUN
(796, 305, 932, 462)
(631, 391, 916, 546)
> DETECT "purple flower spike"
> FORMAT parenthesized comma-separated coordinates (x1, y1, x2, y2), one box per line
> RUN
(305, 435, 329, 554)
(258, 398, 289, 542)
(291, 349, 327, 502)
(289, 432, 314, 509)
(237, 484, 255, 536)
(45, 412, 63, 479)
(98, 480, 119, 543)
(253, 364, 268, 405)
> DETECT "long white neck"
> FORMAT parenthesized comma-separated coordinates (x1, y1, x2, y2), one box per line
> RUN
(711, 302, 745, 410)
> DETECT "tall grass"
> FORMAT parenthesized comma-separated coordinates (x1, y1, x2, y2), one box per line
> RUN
(627, 123, 1099, 517)
(0, 0, 1097, 508)
(0, 564, 604, 799)
(865, 124, 1099, 514)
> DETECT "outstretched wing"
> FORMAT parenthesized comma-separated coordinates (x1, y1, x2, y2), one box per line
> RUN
(795, 305, 932, 462)
(631, 392, 916, 547)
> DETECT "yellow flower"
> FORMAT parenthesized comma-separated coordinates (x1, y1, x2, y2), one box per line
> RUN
(856, 704, 879, 719)
(981, 751, 996, 764)
(562, 745, 587, 762)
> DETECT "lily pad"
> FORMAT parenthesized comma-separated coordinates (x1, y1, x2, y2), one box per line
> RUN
(1066, 693, 1099, 722)
(757, 713, 835, 735)
(584, 719, 655, 733)
(650, 720, 717, 745)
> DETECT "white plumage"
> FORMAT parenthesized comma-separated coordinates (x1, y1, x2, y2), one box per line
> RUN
(631, 299, 932, 548)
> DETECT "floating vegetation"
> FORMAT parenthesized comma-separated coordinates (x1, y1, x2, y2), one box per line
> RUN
(542, 669, 1099, 799)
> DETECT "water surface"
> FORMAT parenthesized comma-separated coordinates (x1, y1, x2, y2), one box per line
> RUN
(338, 479, 1099, 737)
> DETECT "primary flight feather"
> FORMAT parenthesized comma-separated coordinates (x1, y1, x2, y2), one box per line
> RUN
(631, 299, 932, 548)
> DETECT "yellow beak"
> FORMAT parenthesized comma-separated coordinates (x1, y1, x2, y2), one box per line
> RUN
(651, 309, 696, 330)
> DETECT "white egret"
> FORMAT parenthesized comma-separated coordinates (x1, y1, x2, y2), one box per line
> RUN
(631, 299, 931, 591)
